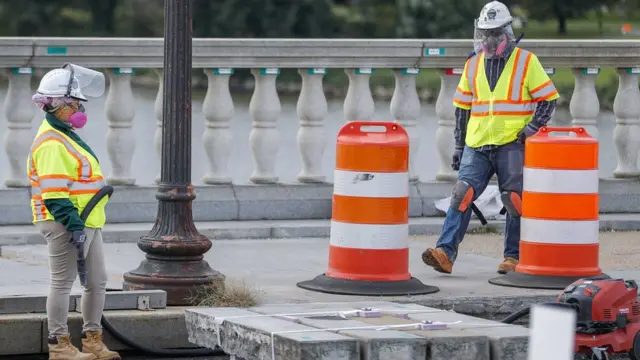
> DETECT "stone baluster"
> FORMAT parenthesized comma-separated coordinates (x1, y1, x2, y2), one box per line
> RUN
(390, 68, 421, 182)
(570, 68, 600, 139)
(105, 68, 136, 185)
(249, 68, 281, 184)
(613, 68, 640, 178)
(202, 68, 235, 184)
(435, 68, 461, 182)
(153, 69, 163, 184)
(343, 68, 375, 121)
(296, 68, 328, 183)
(3, 67, 35, 187)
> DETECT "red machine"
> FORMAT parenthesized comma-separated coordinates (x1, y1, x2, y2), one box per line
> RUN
(557, 277, 640, 360)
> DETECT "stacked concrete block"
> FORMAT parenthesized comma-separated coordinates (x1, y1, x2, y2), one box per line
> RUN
(185, 301, 529, 360)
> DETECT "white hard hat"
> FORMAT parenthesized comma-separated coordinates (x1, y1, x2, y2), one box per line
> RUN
(35, 63, 106, 101)
(476, 1, 513, 30)
(36, 68, 87, 101)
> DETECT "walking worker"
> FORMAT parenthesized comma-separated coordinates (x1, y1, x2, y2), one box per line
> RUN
(29, 63, 120, 360)
(421, 1, 559, 275)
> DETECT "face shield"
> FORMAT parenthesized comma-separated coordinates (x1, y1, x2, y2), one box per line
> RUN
(473, 21, 516, 59)
(61, 63, 106, 100)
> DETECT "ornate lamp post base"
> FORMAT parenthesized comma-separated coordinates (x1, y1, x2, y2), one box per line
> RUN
(123, 255, 224, 305)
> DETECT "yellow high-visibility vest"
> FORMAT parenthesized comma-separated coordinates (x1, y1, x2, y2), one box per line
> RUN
(27, 120, 108, 228)
(453, 47, 560, 148)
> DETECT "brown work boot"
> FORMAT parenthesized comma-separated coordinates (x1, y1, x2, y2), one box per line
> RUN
(421, 248, 453, 274)
(81, 330, 121, 360)
(48, 334, 97, 360)
(497, 257, 519, 274)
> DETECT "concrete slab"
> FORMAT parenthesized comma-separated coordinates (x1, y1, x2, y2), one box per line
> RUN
(0, 313, 45, 355)
(405, 311, 528, 360)
(357, 315, 491, 360)
(39, 307, 198, 353)
(185, 307, 359, 360)
(1, 290, 166, 315)
(249, 302, 429, 360)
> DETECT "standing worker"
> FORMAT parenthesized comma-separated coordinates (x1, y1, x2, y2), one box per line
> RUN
(421, 1, 559, 275)
(29, 63, 120, 360)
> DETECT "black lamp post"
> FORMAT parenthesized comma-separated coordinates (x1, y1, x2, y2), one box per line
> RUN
(122, 0, 224, 305)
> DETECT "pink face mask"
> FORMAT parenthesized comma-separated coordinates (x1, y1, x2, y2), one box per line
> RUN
(69, 112, 87, 129)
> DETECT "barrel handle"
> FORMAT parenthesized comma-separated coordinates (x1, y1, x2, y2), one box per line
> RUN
(537, 126, 590, 137)
(344, 121, 402, 134)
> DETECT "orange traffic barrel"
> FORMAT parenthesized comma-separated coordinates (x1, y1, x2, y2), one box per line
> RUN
(489, 126, 607, 290)
(297, 121, 439, 296)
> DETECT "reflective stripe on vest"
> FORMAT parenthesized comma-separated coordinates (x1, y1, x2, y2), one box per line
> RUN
(470, 49, 534, 116)
(29, 130, 105, 221)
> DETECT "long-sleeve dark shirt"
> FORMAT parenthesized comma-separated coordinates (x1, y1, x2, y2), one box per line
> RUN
(454, 52, 557, 151)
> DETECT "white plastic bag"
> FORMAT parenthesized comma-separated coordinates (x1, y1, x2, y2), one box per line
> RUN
(434, 185, 506, 221)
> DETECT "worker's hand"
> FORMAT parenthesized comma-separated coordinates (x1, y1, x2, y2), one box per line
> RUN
(517, 123, 540, 144)
(451, 147, 464, 171)
(70, 230, 87, 253)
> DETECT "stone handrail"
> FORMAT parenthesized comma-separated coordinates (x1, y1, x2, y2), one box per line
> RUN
(2, 37, 640, 202)
(2, 38, 640, 68)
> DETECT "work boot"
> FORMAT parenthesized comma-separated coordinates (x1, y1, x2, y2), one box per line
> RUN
(81, 330, 121, 360)
(497, 257, 519, 274)
(48, 334, 97, 360)
(421, 248, 453, 274)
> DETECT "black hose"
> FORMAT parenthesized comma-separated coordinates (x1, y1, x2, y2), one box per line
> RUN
(80, 185, 227, 357)
(500, 302, 579, 324)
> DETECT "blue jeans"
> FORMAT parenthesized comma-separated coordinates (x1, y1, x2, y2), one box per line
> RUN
(436, 141, 524, 262)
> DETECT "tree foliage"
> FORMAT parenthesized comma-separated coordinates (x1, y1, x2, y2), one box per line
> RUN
(517, 0, 620, 34)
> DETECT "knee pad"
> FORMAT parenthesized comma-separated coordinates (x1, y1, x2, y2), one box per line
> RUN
(451, 180, 474, 212)
(501, 191, 522, 217)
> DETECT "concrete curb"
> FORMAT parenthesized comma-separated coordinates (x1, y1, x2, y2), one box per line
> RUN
(2, 178, 640, 226)
(0, 307, 201, 356)
(2, 213, 640, 245)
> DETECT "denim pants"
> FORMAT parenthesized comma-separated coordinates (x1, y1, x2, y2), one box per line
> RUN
(436, 141, 525, 262)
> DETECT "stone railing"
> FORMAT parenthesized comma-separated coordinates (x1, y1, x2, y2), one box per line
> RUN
(1, 37, 640, 225)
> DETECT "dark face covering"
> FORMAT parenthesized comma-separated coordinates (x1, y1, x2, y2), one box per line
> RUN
(474, 23, 516, 59)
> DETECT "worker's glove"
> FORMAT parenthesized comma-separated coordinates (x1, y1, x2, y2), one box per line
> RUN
(451, 146, 464, 171)
(70, 230, 87, 253)
(517, 123, 540, 144)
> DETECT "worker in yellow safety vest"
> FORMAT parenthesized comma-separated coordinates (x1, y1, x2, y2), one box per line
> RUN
(421, 1, 559, 275)
(29, 63, 120, 360)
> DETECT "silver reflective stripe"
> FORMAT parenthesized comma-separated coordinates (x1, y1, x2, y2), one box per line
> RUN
(466, 56, 478, 95)
(32, 199, 45, 220)
(69, 179, 105, 192)
(493, 103, 536, 113)
(509, 49, 531, 101)
(39, 177, 71, 192)
(472, 103, 490, 114)
(472, 102, 535, 114)
(530, 82, 558, 100)
(454, 90, 472, 104)
(31, 131, 92, 180)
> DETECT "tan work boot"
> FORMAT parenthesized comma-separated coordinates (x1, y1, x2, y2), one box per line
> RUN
(48, 334, 97, 360)
(81, 330, 121, 360)
(421, 248, 453, 274)
(497, 257, 519, 274)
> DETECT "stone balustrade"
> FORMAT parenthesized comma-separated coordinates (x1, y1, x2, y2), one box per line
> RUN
(1, 38, 640, 226)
